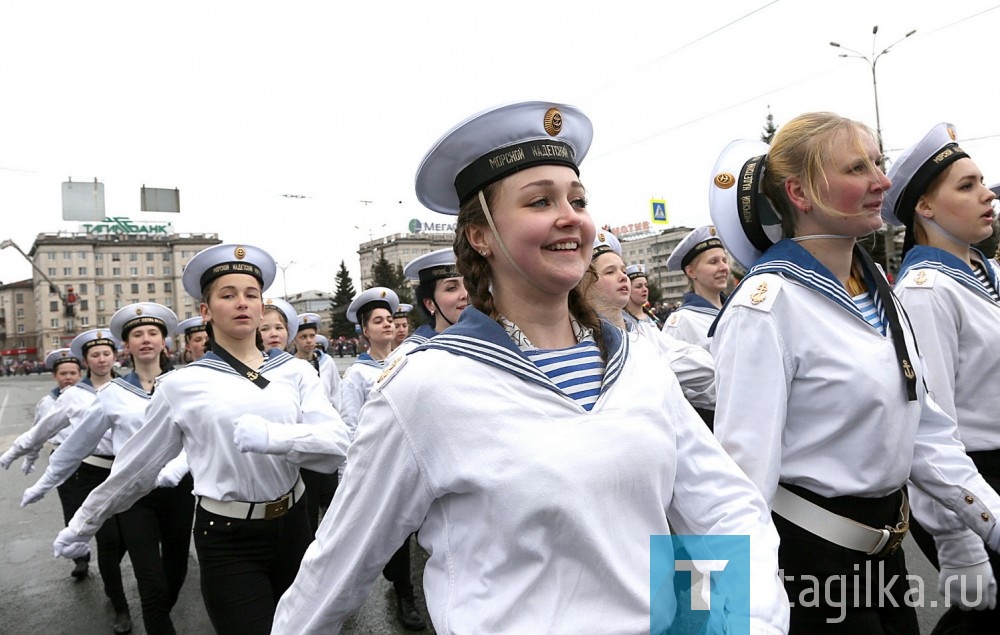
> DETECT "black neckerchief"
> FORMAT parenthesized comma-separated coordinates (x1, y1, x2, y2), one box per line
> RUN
(210, 342, 269, 389)
(855, 245, 917, 401)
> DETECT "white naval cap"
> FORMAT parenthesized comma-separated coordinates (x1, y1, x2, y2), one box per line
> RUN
(709, 139, 783, 269)
(592, 230, 622, 259)
(666, 225, 726, 272)
(69, 328, 120, 361)
(393, 303, 414, 320)
(182, 243, 277, 300)
(403, 249, 460, 283)
(176, 316, 207, 338)
(884, 123, 969, 228)
(297, 312, 322, 334)
(110, 302, 178, 342)
(347, 287, 400, 324)
(263, 298, 299, 341)
(625, 264, 648, 280)
(44, 347, 81, 370)
(315, 334, 329, 350)
(415, 101, 594, 215)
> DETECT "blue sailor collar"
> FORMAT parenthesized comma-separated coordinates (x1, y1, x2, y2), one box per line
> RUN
(711, 238, 887, 334)
(402, 324, 438, 348)
(415, 306, 628, 404)
(190, 348, 296, 378)
(679, 291, 723, 316)
(112, 372, 153, 399)
(50, 386, 62, 400)
(899, 245, 999, 304)
(76, 377, 97, 394)
(353, 352, 386, 370)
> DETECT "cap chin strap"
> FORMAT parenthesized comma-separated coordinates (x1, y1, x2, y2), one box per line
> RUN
(431, 297, 454, 327)
(791, 234, 853, 242)
(922, 217, 970, 250)
(478, 190, 548, 297)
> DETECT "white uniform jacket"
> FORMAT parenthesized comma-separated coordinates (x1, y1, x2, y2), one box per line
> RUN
(711, 239, 1000, 543)
(385, 324, 438, 365)
(273, 306, 789, 635)
(895, 246, 1000, 566)
(623, 311, 716, 409)
(6, 379, 111, 459)
(316, 350, 343, 412)
(67, 349, 349, 538)
(663, 292, 722, 351)
(338, 353, 385, 442)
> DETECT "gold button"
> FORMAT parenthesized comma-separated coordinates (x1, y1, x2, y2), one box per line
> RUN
(982, 513, 990, 522)
(209, 521, 214, 526)
(965, 495, 975, 504)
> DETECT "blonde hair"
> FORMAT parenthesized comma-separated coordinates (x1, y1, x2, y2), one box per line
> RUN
(453, 183, 610, 363)
(763, 112, 881, 237)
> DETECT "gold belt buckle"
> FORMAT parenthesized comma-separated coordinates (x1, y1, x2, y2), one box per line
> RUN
(263, 494, 290, 520)
(879, 519, 908, 557)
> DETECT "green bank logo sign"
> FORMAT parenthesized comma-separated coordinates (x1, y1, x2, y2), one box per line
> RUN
(82, 217, 172, 235)
(409, 218, 457, 234)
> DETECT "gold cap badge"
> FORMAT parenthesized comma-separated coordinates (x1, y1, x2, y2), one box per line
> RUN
(135, 307, 143, 315)
(714, 173, 736, 189)
(709, 226, 717, 236)
(598, 232, 605, 242)
(947, 126, 957, 141)
(234, 246, 246, 260)
(380, 290, 387, 298)
(543, 107, 563, 136)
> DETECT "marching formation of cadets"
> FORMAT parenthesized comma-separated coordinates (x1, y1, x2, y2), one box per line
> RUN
(2, 101, 1000, 635)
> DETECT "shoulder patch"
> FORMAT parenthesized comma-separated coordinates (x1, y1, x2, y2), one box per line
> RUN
(901, 268, 937, 289)
(665, 312, 681, 328)
(373, 354, 407, 392)
(730, 275, 783, 312)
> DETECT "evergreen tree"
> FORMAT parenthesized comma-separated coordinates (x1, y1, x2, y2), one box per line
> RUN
(329, 260, 357, 338)
(761, 105, 778, 145)
(646, 279, 664, 307)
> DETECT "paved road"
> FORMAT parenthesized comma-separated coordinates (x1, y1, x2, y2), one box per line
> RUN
(0, 368, 952, 633)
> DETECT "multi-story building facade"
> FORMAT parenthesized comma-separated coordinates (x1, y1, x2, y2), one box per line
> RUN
(26, 230, 221, 353)
(286, 290, 335, 332)
(0, 279, 40, 362)
(357, 232, 456, 290)
(617, 225, 696, 307)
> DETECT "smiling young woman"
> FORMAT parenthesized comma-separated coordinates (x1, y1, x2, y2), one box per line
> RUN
(273, 101, 788, 634)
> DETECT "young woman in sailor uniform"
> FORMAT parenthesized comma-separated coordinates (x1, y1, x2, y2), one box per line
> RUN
(177, 316, 208, 364)
(883, 123, 1000, 631)
(8, 330, 131, 630)
(623, 262, 661, 329)
(662, 225, 730, 351)
(273, 101, 788, 634)
(392, 303, 413, 349)
(46, 244, 350, 635)
(23, 303, 192, 635)
(260, 297, 298, 354)
(708, 113, 1000, 633)
(388, 248, 468, 360)
(293, 311, 341, 411)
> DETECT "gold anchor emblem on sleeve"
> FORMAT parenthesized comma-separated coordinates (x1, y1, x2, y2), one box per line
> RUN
(915, 271, 927, 285)
(750, 282, 768, 305)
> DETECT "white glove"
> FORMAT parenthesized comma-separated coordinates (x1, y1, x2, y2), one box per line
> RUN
(156, 452, 190, 488)
(939, 561, 997, 610)
(0, 447, 18, 470)
(233, 414, 271, 454)
(21, 451, 38, 475)
(21, 482, 49, 507)
(53, 527, 92, 560)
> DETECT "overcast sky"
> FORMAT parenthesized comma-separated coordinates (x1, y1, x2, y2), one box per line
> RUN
(2, 1, 998, 295)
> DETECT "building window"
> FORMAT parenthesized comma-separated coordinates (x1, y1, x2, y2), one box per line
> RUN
(79, 283, 88, 294)
(130, 283, 139, 294)
(147, 283, 156, 293)
(112, 253, 121, 261)
(114, 299, 123, 309)
(98, 314, 107, 324)
(63, 251, 71, 259)
(96, 284, 104, 295)
(48, 267, 56, 276)
(162, 253, 170, 261)
(183, 297, 192, 307)
(163, 266, 172, 276)
(50, 319, 59, 328)
(164, 282, 172, 293)
(46, 252, 55, 260)
(97, 300, 105, 311)
(95, 268, 104, 276)
(79, 300, 89, 311)
(164, 297, 173, 307)
(146, 267, 155, 276)
(112, 267, 121, 276)
(17, 324, 25, 333)
(63, 267, 72, 276)
(146, 253, 154, 261)
(129, 253, 137, 262)
(79, 251, 87, 259)
(16, 308, 24, 318)
(113, 283, 122, 294)
(52, 337, 60, 347)
(95, 253, 103, 261)
(129, 298, 138, 304)
(79, 316, 89, 326)
(15, 293, 23, 304)
(129, 267, 138, 276)
(78, 267, 87, 276)
(50, 301, 58, 312)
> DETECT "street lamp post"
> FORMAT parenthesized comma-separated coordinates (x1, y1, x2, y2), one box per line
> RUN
(830, 25, 916, 160)
(276, 261, 296, 299)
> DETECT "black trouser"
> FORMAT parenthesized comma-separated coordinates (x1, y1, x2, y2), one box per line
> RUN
(55, 459, 129, 611)
(299, 468, 337, 535)
(117, 473, 195, 635)
(383, 535, 413, 597)
(193, 495, 312, 635)
(775, 484, 919, 634)
(911, 450, 1000, 633)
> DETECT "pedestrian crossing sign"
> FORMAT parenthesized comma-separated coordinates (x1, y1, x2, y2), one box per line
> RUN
(651, 199, 668, 224)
